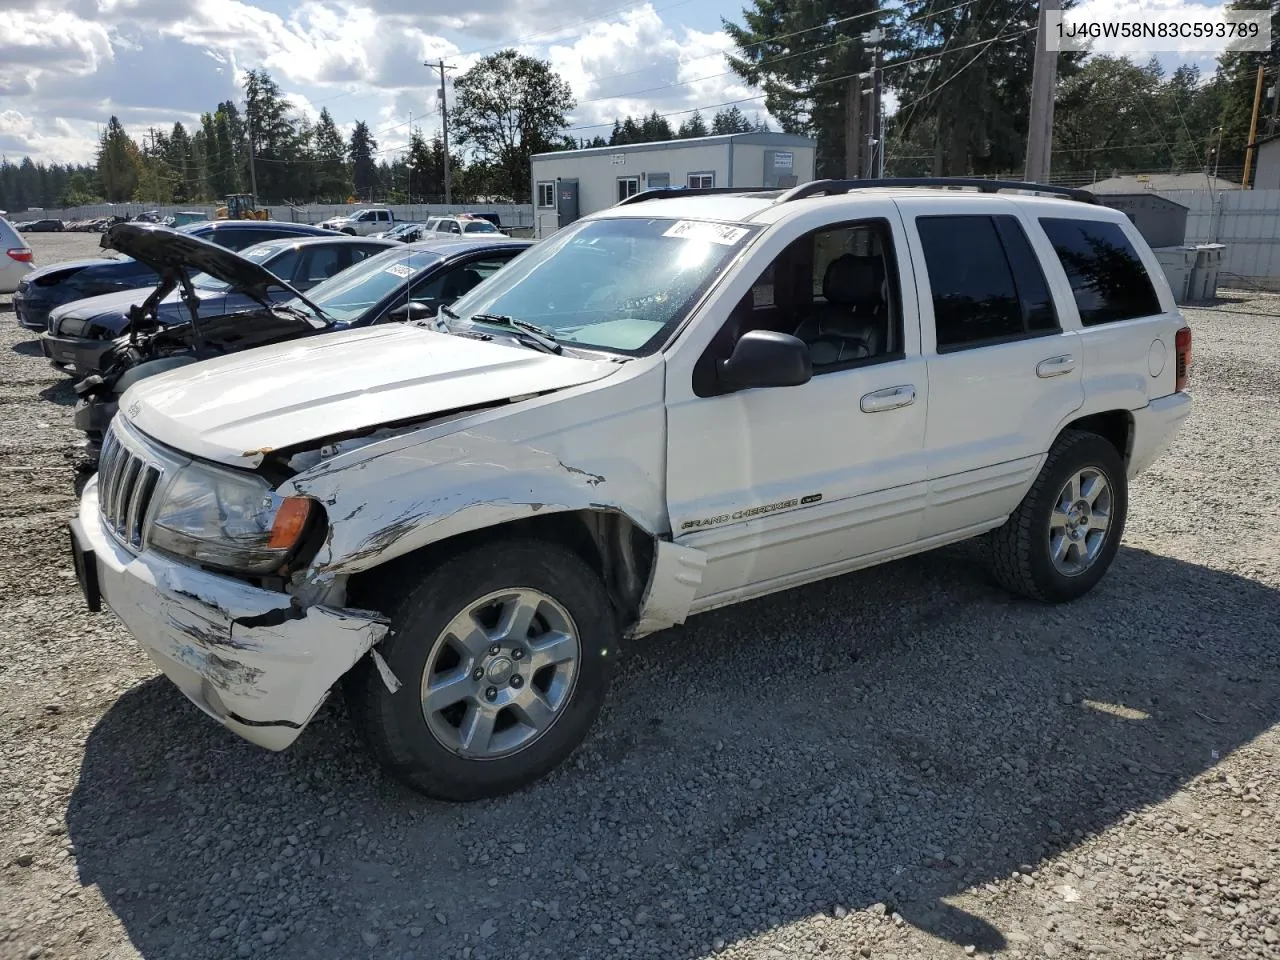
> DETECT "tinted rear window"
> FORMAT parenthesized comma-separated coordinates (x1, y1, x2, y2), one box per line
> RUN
(1038, 218, 1162, 325)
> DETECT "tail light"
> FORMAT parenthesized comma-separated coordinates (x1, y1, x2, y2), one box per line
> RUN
(6, 248, 33, 263)
(1175, 326, 1191, 392)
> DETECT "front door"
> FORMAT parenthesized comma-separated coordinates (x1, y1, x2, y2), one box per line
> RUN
(557, 180, 580, 228)
(664, 205, 931, 607)
(899, 201, 1086, 539)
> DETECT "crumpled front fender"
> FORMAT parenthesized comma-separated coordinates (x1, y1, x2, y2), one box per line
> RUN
(286, 429, 666, 578)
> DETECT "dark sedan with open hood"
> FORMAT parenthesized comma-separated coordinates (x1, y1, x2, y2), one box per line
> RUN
(71, 225, 533, 463)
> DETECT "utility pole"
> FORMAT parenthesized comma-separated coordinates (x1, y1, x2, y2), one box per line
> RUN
(845, 76, 862, 179)
(860, 29, 884, 179)
(1024, 0, 1060, 183)
(426, 58, 455, 205)
(1243, 64, 1266, 189)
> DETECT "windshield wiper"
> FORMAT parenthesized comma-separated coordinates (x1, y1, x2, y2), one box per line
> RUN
(470, 314, 562, 355)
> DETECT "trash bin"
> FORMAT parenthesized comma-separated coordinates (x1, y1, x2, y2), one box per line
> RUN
(1188, 244, 1226, 302)
(1152, 245, 1197, 303)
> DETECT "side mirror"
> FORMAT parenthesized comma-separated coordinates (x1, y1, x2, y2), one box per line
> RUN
(718, 329, 812, 392)
(389, 300, 438, 323)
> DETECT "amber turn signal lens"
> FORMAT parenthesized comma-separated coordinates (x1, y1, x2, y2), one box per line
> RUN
(268, 497, 314, 550)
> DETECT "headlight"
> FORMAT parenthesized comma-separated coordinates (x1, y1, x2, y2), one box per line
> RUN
(150, 462, 318, 574)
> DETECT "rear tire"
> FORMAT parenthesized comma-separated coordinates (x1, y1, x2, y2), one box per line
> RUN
(347, 538, 617, 801)
(988, 429, 1128, 603)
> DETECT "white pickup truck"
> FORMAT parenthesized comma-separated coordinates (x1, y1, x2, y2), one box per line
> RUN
(69, 178, 1192, 801)
(318, 207, 395, 236)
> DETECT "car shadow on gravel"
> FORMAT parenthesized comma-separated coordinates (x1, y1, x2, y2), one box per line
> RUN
(11, 339, 43, 357)
(66, 544, 1280, 960)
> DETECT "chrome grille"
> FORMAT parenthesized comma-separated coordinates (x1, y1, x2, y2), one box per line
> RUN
(97, 425, 163, 549)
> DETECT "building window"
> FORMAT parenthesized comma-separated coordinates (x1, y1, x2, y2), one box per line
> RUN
(688, 172, 715, 189)
(617, 177, 640, 201)
(537, 182, 556, 208)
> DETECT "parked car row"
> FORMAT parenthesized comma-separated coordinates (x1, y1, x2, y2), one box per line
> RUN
(20, 178, 1193, 805)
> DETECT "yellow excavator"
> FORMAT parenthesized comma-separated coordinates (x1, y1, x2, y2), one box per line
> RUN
(214, 194, 269, 220)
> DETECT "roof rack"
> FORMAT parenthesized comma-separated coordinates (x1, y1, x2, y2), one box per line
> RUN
(774, 177, 1099, 205)
(614, 186, 781, 207)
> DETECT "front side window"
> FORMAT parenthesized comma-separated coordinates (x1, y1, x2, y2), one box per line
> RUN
(917, 214, 1058, 351)
(1039, 217, 1162, 325)
(445, 216, 759, 356)
(693, 218, 903, 394)
(289, 246, 444, 324)
(537, 182, 556, 208)
(688, 172, 715, 189)
(617, 177, 639, 201)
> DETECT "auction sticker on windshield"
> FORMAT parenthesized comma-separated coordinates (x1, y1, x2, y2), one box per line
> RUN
(662, 221, 750, 245)
(384, 263, 413, 278)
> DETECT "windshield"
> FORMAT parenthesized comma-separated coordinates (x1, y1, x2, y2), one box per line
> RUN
(284, 245, 443, 323)
(445, 216, 759, 355)
(464, 220, 499, 234)
(190, 243, 284, 291)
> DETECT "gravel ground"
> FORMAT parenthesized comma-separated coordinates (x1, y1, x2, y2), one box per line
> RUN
(0, 232, 1277, 960)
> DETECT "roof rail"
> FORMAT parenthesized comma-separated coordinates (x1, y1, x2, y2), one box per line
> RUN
(774, 177, 1099, 205)
(614, 186, 780, 207)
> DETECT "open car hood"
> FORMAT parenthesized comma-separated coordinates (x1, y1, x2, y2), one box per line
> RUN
(100, 222, 305, 302)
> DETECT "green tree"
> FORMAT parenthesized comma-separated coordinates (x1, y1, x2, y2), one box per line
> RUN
(724, 0, 885, 176)
(1053, 56, 1170, 176)
(450, 49, 576, 201)
(96, 116, 142, 202)
(711, 105, 754, 134)
(312, 108, 351, 200)
(1209, 0, 1279, 174)
(640, 110, 673, 141)
(677, 111, 709, 138)
(162, 122, 198, 202)
(244, 69, 304, 201)
(348, 121, 379, 200)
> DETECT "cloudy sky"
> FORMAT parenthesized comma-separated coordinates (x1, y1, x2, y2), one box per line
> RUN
(0, 0, 1232, 166)
(0, 0, 790, 165)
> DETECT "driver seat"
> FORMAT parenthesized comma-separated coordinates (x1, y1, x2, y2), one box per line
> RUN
(440, 268, 484, 301)
(794, 254, 886, 365)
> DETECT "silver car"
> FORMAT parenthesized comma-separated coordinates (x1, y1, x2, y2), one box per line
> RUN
(0, 215, 34, 294)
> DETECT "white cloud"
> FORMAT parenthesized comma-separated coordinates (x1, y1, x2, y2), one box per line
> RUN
(1, 0, 788, 165)
(548, 5, 776, 138)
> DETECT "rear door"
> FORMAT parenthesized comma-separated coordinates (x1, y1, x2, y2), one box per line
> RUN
(1034, 214, 1181, 406)
(899, 197, 1086, 540)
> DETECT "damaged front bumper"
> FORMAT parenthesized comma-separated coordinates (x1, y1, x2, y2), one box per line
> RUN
(72, 476, 390, 751)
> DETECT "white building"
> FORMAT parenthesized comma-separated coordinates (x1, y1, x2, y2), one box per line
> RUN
(530, 132, 818, 237)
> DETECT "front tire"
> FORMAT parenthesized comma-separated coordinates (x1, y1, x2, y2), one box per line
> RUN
(347, 538, 617, 801)
(988, 429, 1128, 603)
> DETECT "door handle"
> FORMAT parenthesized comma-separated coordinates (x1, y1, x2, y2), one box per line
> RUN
(860, 384, 917, 413)
(1036, 355, 1077, 378)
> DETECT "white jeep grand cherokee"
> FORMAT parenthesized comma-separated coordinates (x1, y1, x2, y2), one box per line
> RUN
(69, 178, 1192, 801)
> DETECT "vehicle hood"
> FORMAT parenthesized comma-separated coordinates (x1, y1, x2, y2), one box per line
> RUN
(121, 324, 621, 468)
(321, 216, 352, 224)
(101, 222, 304, 301)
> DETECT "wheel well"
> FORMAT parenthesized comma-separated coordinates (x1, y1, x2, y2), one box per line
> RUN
(344, 509, 658, 627)
(1061, 410, 1133, 463)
